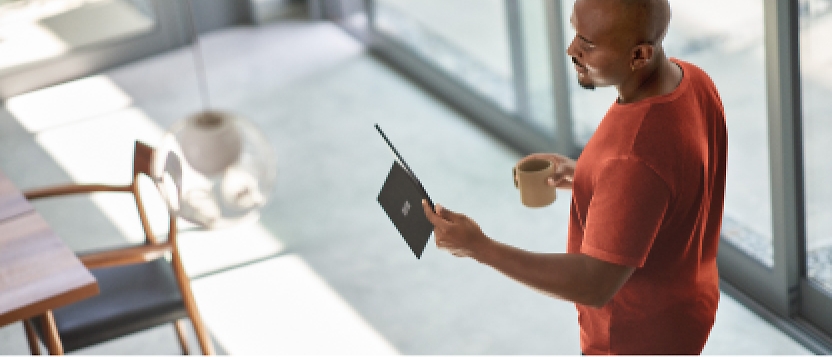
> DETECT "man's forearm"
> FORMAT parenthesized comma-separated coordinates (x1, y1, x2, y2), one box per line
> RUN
(472, 238, 610, 307)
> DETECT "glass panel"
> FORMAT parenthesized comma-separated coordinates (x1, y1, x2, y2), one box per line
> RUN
(0, 0, 156, 76)
(342, 0, 368, 34)
(331, 0, 368, 37)
(374, 0, 515, 111)
(559, 0, 773, 265)
(518, 0, 555, 134)
(801, 0, 832, 293)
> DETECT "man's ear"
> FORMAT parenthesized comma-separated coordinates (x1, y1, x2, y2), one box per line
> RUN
(630, 44, 655, 71)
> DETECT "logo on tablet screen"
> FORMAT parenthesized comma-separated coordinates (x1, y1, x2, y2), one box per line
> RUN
(402, 201, 411, 216)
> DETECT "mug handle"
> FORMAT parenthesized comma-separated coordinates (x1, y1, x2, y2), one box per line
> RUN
(512, 166, 519, 188)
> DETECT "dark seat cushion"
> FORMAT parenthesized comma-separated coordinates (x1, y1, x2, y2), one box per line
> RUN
(35, 258, 188, 352)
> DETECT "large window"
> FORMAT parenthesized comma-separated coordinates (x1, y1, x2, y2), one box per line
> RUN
(800, 0, 832, 340)
(0, 0, 187, 99)
(0, 0, 156, 76)
(374, 0, 515, 110)
(801, 0, 832, 295)
(363, 0, 562, 155)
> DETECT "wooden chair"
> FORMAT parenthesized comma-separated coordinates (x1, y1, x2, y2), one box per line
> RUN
(22, 141, 215, 355)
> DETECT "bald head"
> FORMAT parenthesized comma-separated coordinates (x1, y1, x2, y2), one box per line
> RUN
(575, 0, 671, 49)
(615, 0, 672, 46)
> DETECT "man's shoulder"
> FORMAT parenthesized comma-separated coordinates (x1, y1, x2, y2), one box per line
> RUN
(673, 58, 721, 94)
(673, 58, 706, 78)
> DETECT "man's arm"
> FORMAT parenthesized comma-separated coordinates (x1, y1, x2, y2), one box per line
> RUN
(476, 239, 635, 308)
(423, 200, 634, 308)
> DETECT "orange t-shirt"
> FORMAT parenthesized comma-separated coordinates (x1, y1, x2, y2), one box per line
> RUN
(567, 59, 727, 355)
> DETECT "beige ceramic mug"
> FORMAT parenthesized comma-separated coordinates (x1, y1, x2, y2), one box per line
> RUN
(513, 159, 557, 208)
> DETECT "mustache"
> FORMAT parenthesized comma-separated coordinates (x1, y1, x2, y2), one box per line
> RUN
(571, 57, 585, 69)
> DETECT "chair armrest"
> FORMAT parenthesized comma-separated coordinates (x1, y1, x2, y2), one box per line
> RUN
(24, 184, 132, 200)
(80, 243, 173, 270)
(25, 182, 170, 247)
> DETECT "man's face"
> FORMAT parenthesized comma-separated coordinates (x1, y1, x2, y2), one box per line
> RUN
(566, 0, 633, 90)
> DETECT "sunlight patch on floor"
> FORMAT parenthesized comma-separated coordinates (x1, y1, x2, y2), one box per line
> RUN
(32, 106, 164, 243)
(5, 75, 132, 133)
(177, 220, 285, 278)
(192, 254, 400, 355)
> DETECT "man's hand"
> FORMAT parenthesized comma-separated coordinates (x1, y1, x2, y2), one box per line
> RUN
(422, 200, 491, 259)
(516, 153, 576, 190)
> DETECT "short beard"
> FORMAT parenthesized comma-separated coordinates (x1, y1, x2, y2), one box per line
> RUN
(571, 57, 595, 90)
(578, 77, 596, 90)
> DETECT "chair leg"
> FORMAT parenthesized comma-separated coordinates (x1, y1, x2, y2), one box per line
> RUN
(23, 320, 41, 355)
(173, 320, 191, 355)
(171, 254, 215, 355)
(38, 311, 64, 355)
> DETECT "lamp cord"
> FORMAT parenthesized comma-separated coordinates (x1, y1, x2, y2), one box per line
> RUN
(184, 0, 212, 111)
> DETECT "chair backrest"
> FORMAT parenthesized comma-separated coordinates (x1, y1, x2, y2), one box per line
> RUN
(133, 141, 155, 179)
(131, 141, 174, 246)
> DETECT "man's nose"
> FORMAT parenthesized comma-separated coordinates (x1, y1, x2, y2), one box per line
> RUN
(566, 36, 580, 59)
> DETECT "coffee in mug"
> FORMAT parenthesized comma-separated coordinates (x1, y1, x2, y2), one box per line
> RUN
(513, 159, 557, 208)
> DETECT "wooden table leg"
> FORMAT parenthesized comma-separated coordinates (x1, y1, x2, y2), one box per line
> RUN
(23, 319, 41, 355)
(38, 311, 63, 355)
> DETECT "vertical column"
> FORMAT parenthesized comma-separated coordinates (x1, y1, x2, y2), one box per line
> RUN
(308, 0, 324, 20)
(505, 0, 532, 122)
(544, 0, 576, 157)
(764, 0, 805, 317)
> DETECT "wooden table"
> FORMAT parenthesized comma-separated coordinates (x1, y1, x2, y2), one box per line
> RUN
(0, 171, 99, 354)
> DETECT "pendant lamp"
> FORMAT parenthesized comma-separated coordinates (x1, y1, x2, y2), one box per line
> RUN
(151, 1, 276, 229)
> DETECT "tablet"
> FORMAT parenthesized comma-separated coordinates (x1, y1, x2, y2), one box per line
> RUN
(375, 124, 435, 258)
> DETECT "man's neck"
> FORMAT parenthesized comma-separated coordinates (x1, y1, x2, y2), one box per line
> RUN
(616, 56, 683, 104)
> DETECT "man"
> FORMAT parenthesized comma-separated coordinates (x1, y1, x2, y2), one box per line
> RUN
(421, 0, 727, 354)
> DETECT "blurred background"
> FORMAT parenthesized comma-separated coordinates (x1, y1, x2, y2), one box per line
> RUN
(0, 0, 830, 354)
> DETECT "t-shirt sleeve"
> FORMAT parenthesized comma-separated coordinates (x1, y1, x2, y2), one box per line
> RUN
(581, 156, 671, 268)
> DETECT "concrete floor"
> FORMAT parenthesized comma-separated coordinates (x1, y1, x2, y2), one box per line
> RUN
(0, 21, 814, 354)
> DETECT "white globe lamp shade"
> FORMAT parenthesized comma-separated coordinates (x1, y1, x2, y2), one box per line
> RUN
(152, 111, 276, 229)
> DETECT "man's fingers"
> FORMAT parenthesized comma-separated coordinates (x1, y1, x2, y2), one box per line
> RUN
(547, 163, 574, 187)
(549, 176, 571, 186)
(422, 200, 448, 228)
